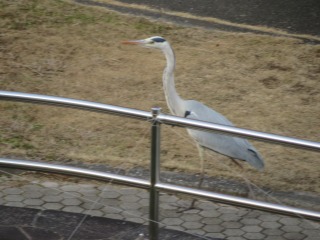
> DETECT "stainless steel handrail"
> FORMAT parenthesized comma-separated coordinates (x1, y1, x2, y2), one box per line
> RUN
(1, 91, 319, 151)
(0, 158, 319, 222)
(0, 91, 151, 120)
(1, 90, 320, 239)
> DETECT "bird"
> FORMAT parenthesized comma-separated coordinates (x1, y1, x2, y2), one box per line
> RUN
(123, 36, 264, 207)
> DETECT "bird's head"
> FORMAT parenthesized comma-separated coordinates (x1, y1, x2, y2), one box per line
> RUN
(122, 36, 168, 50)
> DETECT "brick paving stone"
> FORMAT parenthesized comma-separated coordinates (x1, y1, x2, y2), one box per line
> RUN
(262, 228, 284, 236)
(99, 198, 120, 207)
(120, 195, 140, 203)
(279, 217, 301, 226)
(22, 191, 44, 199)
(78, 184, 95, 189)
(241, 225, 263, 233)
(203, 224, 223, 233)
(1, 181, 319, 240)
(281, 225, 302, 233)
(81, 202, 104, 210)
(4, 195, 24, 202)
(264, 236, 285, 240)
(237, 209, 250, 217)
(223, 229, 245, 237)
(83, 209, 104, 217)
(227, 237, 246, 240)
(304, 237, 320, 240)
(201, 218, 222, 225)
(120, 202, 141, 210)
(42, 195, 63, 203)
(199, 209, 221, 218)
(5, 202, 25, 207)
(59, 192, 82, 198)
(104, 213, 124, 220)
(21, 185, 43, 191)
(182, 221, 203, 230)
(258, 214, 281, 222)
(43, 203, 63, 210)
(102, 206, 122, 214)
(176, 199, 191, 207)
(62, 198, 82, 206)
(243, 232, 265, 239)
(42, 188, 61, 196)
(160, 202, 177, 210)
(302, 229, 320, 238)
(299, 221, 320, 229)
(160, 209, 181, 218)
(41, 181, 60, 188)
(60, 185, 80, 191)
(122, 210, 143, 218)
(3, 188, 24, 194)
(283, 232, 306, 240)
(160, 194, 179, 203)
(260, 221, 282, 229)
(205, 233, 225, 239)
(184, 209, 201, 214)
(118, 188, 139, 195)
(79, 189, 99, 196)
(186, 229, 205, 236)
(136, 191, 149, 199)
(217, 206, 239, 214)
(162, 218, 183, 226)
(221, 221, 243, 229)
(138, 198, 149, 207)
(197, 201, 219, 210)
(220, 213, 241, 221)
(245, 210, 263, 218)
(166, 226, 185, 232)
(240, 218, 262, 225)
(99, 191, 120, 199)
(62, 206, 83, 213)
(181, 213, 202, 222)
(23, 199, 44, 206)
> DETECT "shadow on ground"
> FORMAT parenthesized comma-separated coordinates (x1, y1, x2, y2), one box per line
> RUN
(0, 206, 219, 240)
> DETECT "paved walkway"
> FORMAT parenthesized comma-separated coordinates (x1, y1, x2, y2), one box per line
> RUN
(0, 175, 319, 240)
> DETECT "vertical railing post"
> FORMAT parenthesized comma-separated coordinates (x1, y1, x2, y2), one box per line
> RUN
(149, 107, 161, 240)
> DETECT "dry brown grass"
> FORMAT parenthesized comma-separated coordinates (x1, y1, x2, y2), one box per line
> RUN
(0, 0, 319, 197)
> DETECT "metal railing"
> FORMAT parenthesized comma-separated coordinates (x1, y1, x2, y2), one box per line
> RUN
(0, 91, 320, 240)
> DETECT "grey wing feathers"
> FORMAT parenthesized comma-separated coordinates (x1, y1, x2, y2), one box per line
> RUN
(184, 100, 264, 170)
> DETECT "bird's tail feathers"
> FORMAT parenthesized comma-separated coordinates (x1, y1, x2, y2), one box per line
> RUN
(247, 149, 264, 171)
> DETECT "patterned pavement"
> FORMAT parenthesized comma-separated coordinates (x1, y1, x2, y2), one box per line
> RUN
(0, 174, 319, 240)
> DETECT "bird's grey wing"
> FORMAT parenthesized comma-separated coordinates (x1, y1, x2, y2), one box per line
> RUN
(184, 100, 264, 170)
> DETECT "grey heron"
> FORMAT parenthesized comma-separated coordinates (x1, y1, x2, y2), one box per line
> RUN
(123, 36, 264, 203)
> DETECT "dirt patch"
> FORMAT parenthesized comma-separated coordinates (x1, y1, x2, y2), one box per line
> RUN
(0, 0, 319, 204)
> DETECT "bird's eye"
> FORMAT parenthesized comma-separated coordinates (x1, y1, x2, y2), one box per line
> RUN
(149, 41, 154, 44)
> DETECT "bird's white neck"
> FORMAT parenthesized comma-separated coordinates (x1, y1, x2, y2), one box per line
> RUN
(162, 44, 184, 116)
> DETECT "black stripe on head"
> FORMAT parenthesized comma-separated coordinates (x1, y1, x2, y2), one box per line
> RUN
(152, 37, 166, 43)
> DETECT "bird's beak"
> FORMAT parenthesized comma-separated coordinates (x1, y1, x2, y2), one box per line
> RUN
(122, 39, 146, 45)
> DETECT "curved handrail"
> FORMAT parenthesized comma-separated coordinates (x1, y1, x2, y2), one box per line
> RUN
(0, 90, 319, 151)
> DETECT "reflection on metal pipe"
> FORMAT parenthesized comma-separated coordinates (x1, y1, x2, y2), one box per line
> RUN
(158, 114, 320, 152)
(156, 182, 320, 222)
(149, 107, 162, 240)
(0, 91, 319, 151)
(0, 158, 319, 222)
(0, 91, 151, 120)
(0, 158, 149, 189)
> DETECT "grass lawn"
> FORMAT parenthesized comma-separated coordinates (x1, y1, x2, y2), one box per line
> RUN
(0, 0, 319, 200)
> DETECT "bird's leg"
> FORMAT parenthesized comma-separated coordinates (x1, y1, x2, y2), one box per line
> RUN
(177, 145, 204, 213)
(230, 158, 256, 199)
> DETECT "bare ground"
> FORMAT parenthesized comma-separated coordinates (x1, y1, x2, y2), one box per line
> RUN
(0, 0, 319, 203)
